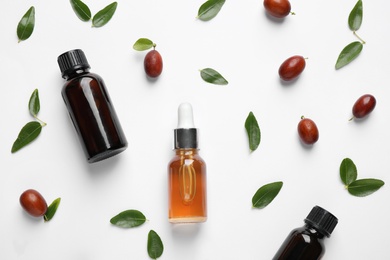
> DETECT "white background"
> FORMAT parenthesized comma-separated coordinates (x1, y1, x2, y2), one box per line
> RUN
(1, 0, 389, 259)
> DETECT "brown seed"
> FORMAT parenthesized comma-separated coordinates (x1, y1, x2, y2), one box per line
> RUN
(352, 94, 376, 119)
(263, 0, 291, 18)
(298, 117, 319, 145)
(279, 55, 306, 81)
(20, 189, 47, 217)
(144, 49, 163, 78)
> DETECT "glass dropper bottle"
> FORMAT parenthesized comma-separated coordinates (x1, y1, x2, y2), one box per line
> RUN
(168, 103, 207, 223)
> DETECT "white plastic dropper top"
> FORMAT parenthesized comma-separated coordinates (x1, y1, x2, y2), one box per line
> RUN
(177, 103, 195, 128)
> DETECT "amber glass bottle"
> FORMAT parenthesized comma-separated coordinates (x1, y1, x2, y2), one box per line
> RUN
(273, 206, 338, 260)
(168, 103, 207, 223)
(57, 49, 128, 163)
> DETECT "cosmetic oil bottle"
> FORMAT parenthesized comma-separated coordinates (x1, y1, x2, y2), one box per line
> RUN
(57, 49, 128, 163)
(168, 103, 207, 223)
(273, 205, 338, 260)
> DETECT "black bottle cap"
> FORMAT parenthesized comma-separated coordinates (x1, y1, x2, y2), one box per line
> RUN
(57, 49, 90, 79)
(304, 206, 338, 237)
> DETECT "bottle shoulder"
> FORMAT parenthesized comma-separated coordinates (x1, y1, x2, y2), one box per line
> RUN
(61, 72, 104, 92)
(289, 226, 326, 245)
(64, 72, 102, 83)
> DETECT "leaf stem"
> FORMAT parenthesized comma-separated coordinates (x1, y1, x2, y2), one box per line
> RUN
(353, 31, 366, 44)
(34, 116, 47, 126)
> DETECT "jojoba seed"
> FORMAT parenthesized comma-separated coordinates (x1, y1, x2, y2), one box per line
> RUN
(352, 94, 376, 119)
(144, 49, 163, 78)
(20, 189, 47, 217)
(298, 117, 319, 145)
(264, 0, 291, 18)
(278, 55, 306, 81)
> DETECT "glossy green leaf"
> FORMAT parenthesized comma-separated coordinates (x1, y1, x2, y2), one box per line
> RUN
(29, 89, 40, 117)
(340, 158, 358, 186)
(17, 6, 35, 42)
(335, 41, 363, 70)
(348, 0, 363, 31)
(245, 111, 261, 152)
(11, 121, 42, 153)
(92, 2, 118, 28)
(44, 198, 61, 222)
(133, 38, 154, 51)
(197, 0, 225, 21)
(252, 181, 283, 209)
(347, 179, 385, 197)
(110, 209, 147, 228)
(147, 230, 164, 259)
(200, 68, 228, 85)
(70, 0, 92, 21)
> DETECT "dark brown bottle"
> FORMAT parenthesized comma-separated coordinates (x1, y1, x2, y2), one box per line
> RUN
(57, 49, 127, 163)
(273, 206, 338, 260)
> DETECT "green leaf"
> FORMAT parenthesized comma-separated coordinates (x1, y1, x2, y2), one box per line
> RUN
(252, 181, 283, 209)
(110, 209, 147, 228)
(347, 178, 385, 197)
(29, 89, 40, 117)
(147, 230, 164, 259)
(200, 68, 228, 85)
(44, 198, 61, 222)
(245, 111, 261, 152)
(335, 41, 363, 70)
(17, 6, 35, 42)
(133, 38, 154, 51)
(70, 0, 92, 22)
(348, 0, 363, 31)
(197, 0, 226, 21)
(92, 2, 118, 28)
(340, 158, 358, 186)
(11, 121, 42, 153)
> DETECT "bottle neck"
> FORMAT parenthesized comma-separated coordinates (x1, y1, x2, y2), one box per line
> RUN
(304, 223, 326, 239)
(63, 68, 90, 80)
(174, 148, 199, 155)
